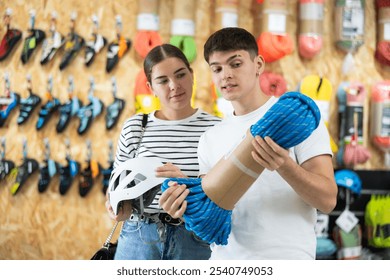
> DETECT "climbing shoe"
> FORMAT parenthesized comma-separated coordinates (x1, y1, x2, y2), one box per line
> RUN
(20, 29, 46, 64)
(77, 97, 104, 135)
(101, 162, 113, 195)
(105, 97, 125, 130)
(9, 158, 39, 195)
(17, 92, 41, 125)
(106, 35, 131, 73)
(40, 30, 64, 65)
(59, 158, 80, 195)
(38, 159, 59, 193)
(59, 33, 85, 71)
(56, 96, 81, 133)
(79, 159, 100, 197)
(85, 33, 107, 66)
(36, 97, 60, 130)
(0, 28, 22, 61)
(0, 159, 15, 181)
(0, 92, 20, 127)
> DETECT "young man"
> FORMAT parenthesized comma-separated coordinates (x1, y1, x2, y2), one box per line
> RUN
(160, 27, 338, 259)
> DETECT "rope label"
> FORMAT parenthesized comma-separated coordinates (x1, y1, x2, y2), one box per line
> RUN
(221, 12, 238, 28)
(344, 105, 363, 144)
(137, 13, 159, 31)
(339, 6, 364, 39)
(171, 19, 195, 36)
(371, 103, 390, 137)
(268, 14, 287, 34)
(299, 3, 324, 20)
(336, 209, 359, 233)
(378, 7, 390, 41)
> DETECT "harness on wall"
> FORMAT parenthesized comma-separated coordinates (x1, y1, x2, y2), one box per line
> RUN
(370, 81, 390, 167)
(334, 0, 365, 75)
(336, 81, 370, 167)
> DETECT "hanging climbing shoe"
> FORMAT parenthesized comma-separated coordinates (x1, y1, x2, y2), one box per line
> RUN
(0, 92, 20, 127)
(77, 97, 104, 135)
(0, 28, 22, 61)
(17, 92, 41, 125)
(20, 29, 46, 64)
(0, 159, 15, 181)
(40, 30, 64, 65)
(59, 33, 85, 71)
(79, 159, 100, 197)
(101, 162, 113, 195)
(105, 97, 125, 130)
(56, 96, 81, 133)
(85, 33, 107, 67)
(59, 158, 80, 195)
(106, 35, 131, 73)
(37, 159, 59, 193)
(9, 158, 39, 195)
(36, 97, 60, 130)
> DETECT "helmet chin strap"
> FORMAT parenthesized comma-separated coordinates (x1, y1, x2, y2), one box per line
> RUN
(138, 194, 145, 215)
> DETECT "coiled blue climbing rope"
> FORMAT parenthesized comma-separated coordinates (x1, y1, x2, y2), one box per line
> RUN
(161, 91, 321, 245)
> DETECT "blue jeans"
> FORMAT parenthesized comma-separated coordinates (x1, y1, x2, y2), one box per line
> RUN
(114, 219, 211, 260)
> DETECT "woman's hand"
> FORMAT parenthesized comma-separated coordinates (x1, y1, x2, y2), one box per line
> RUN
(105, 192, 133, 221)
(155, 162, 187, 178)
(159, 181, 189, 219)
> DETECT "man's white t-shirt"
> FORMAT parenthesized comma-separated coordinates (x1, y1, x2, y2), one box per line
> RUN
(198, 96, 332, 259)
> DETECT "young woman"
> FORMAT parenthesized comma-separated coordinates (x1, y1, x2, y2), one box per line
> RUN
(105, 44, 221, 260)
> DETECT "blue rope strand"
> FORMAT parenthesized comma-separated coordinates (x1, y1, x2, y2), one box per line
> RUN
(161, 91, 321, 245)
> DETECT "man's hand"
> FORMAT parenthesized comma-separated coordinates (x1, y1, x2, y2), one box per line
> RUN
(251, 136, 290, 171)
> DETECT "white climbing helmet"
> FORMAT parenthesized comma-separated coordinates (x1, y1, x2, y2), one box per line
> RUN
(108, 157, 166, 215)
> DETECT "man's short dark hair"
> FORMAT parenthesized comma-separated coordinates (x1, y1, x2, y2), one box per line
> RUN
(204, 27, 259, 63)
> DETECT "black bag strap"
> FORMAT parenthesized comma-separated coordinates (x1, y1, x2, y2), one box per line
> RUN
(135, 114, 148, 157)
(141, 113, 148, 129)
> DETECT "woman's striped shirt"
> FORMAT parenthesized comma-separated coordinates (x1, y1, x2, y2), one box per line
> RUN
(113, 109, 221, 212)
